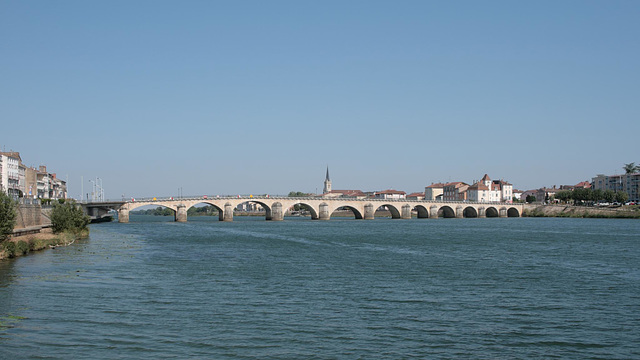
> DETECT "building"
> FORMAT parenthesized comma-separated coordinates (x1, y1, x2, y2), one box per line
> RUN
(322, 190, 368, 199)
(443, 182, 469, 201)
(374, 190, 406, 200)
(512, 189, 523, 201)
(406, 192, 425, 200)
(0, 152, 23, 198)
(592, 173, 640, 202)
(424, 183, 445, 201)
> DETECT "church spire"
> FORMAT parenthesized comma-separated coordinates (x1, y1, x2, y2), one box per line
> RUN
(323, 166, 332, 194)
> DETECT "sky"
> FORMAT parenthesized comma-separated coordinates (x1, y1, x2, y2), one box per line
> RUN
(1, 0, 639, 199)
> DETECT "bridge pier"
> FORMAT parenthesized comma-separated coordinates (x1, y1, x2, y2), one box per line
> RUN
(223, 203, 234, 221)
(478, 207, 486, 218)
(456, 206, 464, 219)
(401, 204, 412, 219)
(499, 207, 508, 218)
(118, 208, 129, 223)
(364, 203, 375, 220)
(319, 203, 330, 220)
(429, 205, 439, 219)
(271, 202, 284, 221)
(176, 205, 187, 222)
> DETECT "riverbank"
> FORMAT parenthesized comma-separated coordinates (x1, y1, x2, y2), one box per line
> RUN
(0, 228, 89, 261)
(523, 204, 640, 219)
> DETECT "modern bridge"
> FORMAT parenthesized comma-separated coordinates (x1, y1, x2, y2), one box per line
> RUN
(83, 196, 525, 223)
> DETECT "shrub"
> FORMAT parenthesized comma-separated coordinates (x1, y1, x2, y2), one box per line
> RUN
(3, 242, 16, 258)
(16, 240, 29, 255)
(50, 201, 90, 234)
(0, 191, 17, 242)
(58, 199, 66, 204)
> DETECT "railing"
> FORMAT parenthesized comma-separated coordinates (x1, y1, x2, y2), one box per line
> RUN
(118, 195, 516, 205)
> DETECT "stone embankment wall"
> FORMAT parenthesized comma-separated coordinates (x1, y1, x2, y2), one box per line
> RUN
(523, 204, 640, 218)
(15, 204, 42, 229)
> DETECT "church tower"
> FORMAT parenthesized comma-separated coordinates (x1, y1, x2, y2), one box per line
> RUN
(323, 166, 332, 194)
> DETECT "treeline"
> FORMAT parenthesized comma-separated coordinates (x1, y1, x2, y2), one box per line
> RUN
(553, 188, 628, 204)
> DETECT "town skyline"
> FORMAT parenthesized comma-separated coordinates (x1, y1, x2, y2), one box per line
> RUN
(2, 1, 639, 198)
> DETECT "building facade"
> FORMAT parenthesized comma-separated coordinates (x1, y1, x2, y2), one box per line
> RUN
(592, 173, 640, 202)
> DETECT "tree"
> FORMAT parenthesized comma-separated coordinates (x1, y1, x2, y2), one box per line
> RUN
(623, 162, 638, 174)
(602, 190, 616, 203)
(288, 191, 309, 197)
(615, 191, 629, 203)
(590, 189, 603, 203)
(525, 195, 536, 203)
(0, 191, 17, 241)
(50, 200, 90, 234)
(555, 190, 572, 203)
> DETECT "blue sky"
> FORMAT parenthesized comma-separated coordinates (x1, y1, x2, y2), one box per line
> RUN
(2, 1, 639, 199)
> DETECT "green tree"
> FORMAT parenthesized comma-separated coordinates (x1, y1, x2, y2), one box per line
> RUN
(525, 195, 536, 203)
(555, 190, 572, 203)
(590, 189, 603, 203)
(602, 190, 616, 203)
(288, 191, 309, 197)
(623, 162, 639, 174)
(615, 191, 629, 203)
(0, 191, 17, 242)
(50, 200, 91, 234)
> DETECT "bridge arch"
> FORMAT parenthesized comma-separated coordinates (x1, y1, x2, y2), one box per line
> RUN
(486, 207, 499, 218)
(187, 201, 225, 221)
(235, 200, 272, 220)
(463, 206, 478, 218)
(413, 205, 429, 219)
(285, 201, 319, 220)
(507, 207, 520, 217)
(126, 203, 178, 222)
(376, 204, 401, 219)
(438, 206, 456, 218)
(330, 205, 363, 220)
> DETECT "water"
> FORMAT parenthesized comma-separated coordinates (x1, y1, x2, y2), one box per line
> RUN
(1, 216, 639, 359)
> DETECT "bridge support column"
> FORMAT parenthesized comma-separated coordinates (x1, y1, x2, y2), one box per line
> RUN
(364, 203, 375, 220)
(271, 202, 284, 221)
(429, 205, 439, 219)
(478, 207, 486, 218)
(223, 203, 234, 221)
(118, 208, 129, 223)
(319, 203, 330, 220)
(401, 204, 412, 219)
(176, 205, 187, 222)
(499, 208, 508, 218)
(456, 206, 464, 218)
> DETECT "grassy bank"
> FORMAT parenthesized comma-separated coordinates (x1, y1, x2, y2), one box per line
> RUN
(0, 228, 89, 261)
(523, 207, 640, 219)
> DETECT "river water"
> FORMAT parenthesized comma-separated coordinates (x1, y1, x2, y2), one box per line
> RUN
(1, 216, 639, 359)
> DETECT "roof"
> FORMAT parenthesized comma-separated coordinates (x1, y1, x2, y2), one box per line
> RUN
(407, 192, 425, 197)
(426, 183, 445, 188)
(325, 166, 330, 181)
(468, 183, 489, 191)
(481, 174, 491, 181)
(377, 189, 406, 195)
(0, 152, 22, 161)
(327, 190, 365, 196)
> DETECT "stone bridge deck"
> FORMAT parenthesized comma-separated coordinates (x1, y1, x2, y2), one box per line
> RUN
(109, 196, 524, 223)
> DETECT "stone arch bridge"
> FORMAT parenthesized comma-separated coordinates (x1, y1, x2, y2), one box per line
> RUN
(103, 196, 524, 223)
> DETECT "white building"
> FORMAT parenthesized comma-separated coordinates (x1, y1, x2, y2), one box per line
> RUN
(0, 152, 23, 198)
(374, 190, 406, 200)
(466, 174, 513, 203)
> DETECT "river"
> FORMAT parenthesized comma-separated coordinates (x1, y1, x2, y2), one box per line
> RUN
(1, 216, 639, 359)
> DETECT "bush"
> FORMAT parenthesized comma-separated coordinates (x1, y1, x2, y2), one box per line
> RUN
(3, 242, 16, 258)
(0, 191, 17, 242)
(50, 201, 90, 234)
(58, 198, 66, 204)
(16, 240, 29, 255)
